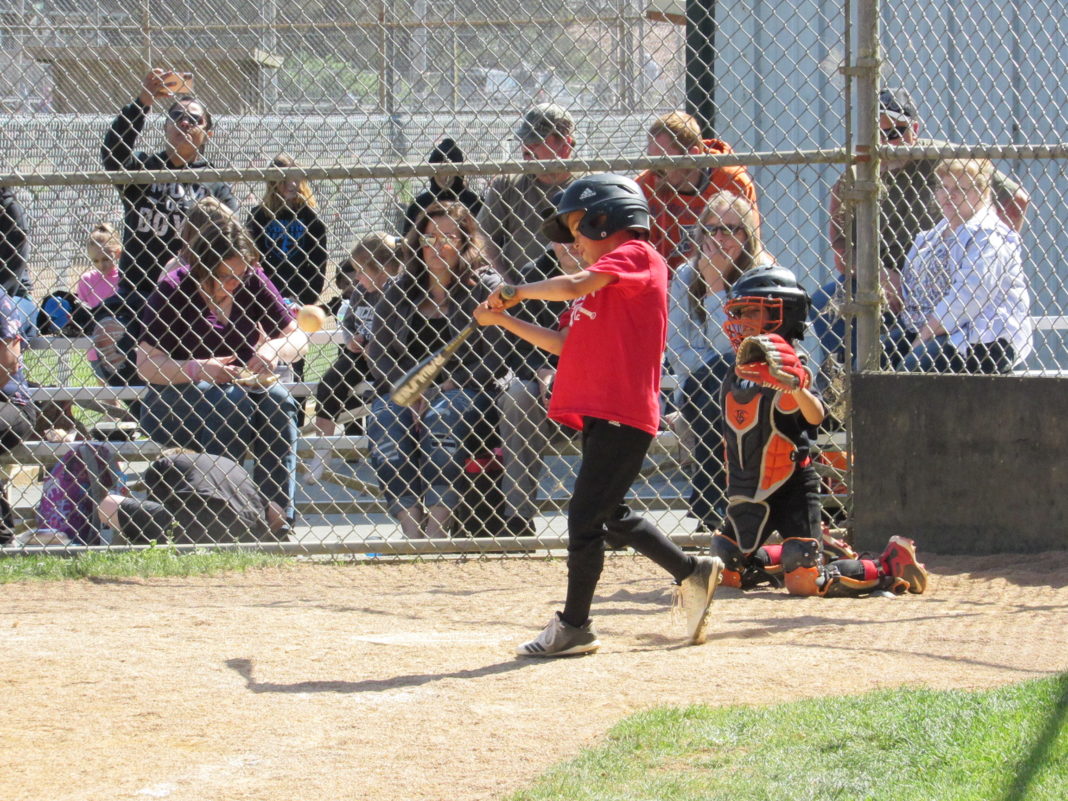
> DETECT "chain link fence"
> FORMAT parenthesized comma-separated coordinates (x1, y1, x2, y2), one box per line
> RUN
(0, 0, 1064, 555)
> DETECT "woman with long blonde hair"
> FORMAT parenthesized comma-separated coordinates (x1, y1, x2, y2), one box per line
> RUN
(246, 153, 328, 306)
(668, 191, 768, 533)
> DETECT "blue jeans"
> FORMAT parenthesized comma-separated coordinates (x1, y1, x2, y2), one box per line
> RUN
(141, 381, 299, 520)
(368, 388, 477, 516)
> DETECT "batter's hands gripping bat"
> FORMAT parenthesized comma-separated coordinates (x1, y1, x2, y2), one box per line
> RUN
(390, 285, 516, 407)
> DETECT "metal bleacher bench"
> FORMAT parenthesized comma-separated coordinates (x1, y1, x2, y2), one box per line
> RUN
(6, 326, 854, 514)
(12, 325, 871, 464)
(9, 328, 366, 467)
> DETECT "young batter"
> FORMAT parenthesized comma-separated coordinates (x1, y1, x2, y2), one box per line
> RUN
(476, 173, 723, 657)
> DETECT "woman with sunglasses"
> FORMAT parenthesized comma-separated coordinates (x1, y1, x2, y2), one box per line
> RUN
(99, 69, 236, 391)
(366, 202, 506, 539)
(668, 192, 769, 533)
(137, 203, 304, 534)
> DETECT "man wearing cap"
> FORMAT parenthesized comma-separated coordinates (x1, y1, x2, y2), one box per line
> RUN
(636, 110, 759, 272)
(477, 103, 577, 282)
(477, 103, 577, 538)
(818, 87, 1030, 369)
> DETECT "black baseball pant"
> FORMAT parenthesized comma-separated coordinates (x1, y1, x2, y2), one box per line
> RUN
(562, 416, 697, 627)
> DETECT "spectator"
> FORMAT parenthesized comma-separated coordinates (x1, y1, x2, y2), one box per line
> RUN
(0, 286, 37, 542)
(78, 224, 122, 371)
(636, 111, 759, 272)
(709, 265, 928, 597)
(898, 158, 1032, 374)
(98, 449, 288, 544)
(0, 286, 37, 544)
(0, 185, 37, 337)
(478, 103, 576, 279)
(246, 154, 328, 307)
(496, 239, 583, 537)
(136, 208, 305, 525)
(402, 138, 483, 236)
(306, 233, 401, 483)
(99, 69, 236, 383)
(365, 202, 505, 539)
(669, 192, 767, 532)
(820, 87, 1030, 368)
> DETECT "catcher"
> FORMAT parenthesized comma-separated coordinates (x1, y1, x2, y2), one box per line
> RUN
(710, 264, 928, 597)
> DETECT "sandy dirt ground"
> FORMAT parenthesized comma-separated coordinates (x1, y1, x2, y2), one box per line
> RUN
(2, 550, 1067, 801)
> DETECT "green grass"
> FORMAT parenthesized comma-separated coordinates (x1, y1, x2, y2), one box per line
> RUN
(0, 546, 290, 583)
(511, 675, 1068, 801)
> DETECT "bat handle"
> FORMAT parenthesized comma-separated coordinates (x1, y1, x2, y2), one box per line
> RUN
(499, 284, 517, 300)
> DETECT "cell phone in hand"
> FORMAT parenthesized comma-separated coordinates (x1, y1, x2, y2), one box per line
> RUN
(158, 71, 194, 97)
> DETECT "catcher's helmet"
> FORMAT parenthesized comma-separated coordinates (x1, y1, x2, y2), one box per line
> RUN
(722, 264, 811, 347)
(542, 173, 651, 243)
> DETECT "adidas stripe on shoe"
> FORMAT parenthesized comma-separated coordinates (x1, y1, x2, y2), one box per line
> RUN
(516, 612, 600, 657)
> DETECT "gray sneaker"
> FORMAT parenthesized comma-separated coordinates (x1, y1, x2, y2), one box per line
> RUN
(681, 555, 724, 645)
(516, 612, 600, 657)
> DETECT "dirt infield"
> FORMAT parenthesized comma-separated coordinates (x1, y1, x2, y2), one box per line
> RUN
(3, 550, 1067, 801)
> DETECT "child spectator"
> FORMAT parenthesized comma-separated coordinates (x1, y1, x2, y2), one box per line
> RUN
(79, 224, 123, 368)
(475, 174, 722, 657)
(709, 264, 928, 597)
(305, 233, 400, 483)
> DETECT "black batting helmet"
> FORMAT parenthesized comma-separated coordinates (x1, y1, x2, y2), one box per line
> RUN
(722, 264, 811, 346)
(541, 173, 651, 243)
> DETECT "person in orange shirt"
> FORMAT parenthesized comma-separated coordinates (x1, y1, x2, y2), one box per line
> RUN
(636, 111, 759, 272)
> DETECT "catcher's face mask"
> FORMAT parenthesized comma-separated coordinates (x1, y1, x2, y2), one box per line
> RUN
(723, 297, 786, 348)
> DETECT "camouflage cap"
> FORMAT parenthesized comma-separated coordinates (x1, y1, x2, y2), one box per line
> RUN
(515, 103, 576, 143)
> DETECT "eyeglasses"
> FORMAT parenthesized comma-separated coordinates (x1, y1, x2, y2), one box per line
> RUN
(167, 108, 206, 128)
(419, 233, 462, 249)
(701, 224, 746, 238)
(880, 124, 910, 143)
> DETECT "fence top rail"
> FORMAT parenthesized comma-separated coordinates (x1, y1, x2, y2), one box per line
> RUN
(0, 150, 852, 188)
(6, 143, 1068, 188)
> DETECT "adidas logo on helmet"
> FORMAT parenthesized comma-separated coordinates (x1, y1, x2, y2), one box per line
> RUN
(578, 187, 596, 200)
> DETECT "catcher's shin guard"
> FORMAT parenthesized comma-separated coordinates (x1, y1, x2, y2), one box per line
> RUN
(780, 537, 828, 596)
(879, 536, 929, 594)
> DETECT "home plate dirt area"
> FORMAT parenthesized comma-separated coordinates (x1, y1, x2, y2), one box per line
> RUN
(2, 551, 1066, 801)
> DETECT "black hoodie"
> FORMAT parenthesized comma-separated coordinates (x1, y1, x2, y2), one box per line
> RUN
(401, 138, 483, 235)
(101, 99, 237, 297)
(0, 186, 31, 298)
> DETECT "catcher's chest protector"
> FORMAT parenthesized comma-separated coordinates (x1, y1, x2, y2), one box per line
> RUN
(720, 374, 813, 502)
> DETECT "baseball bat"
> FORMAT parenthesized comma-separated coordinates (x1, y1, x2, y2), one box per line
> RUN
(389, 285, 515, 407)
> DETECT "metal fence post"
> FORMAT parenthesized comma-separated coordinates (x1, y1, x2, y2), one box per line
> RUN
(684, 0, 717, 137)
(853, 0, 882, 372)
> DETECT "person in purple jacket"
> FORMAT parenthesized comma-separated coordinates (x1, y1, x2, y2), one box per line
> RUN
(136, 206, 305, 525)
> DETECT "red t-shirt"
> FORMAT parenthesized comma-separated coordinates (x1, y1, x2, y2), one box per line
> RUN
(548, 239, 668, 436)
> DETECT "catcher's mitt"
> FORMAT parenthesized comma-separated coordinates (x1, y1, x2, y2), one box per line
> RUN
(735, 333, 810, 392)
